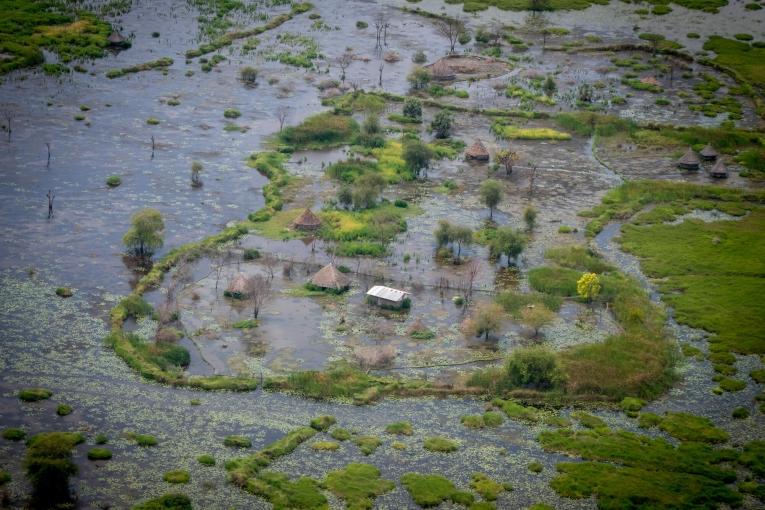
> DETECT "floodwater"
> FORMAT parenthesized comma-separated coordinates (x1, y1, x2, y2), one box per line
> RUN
(1, 0, 764, 508)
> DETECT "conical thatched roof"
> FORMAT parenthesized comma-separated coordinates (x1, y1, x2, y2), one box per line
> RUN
(710, 159, 728, 178)
(310, 263, 350, 290)
(700, 143, 718, 161)
(677, 147, 700, 169)
(108, 32, 126, 44)
(431, 59, 455, 80)
(465, 139, 490, 161)
(226, 273, 252, 296)
(291, 208, 322, 230)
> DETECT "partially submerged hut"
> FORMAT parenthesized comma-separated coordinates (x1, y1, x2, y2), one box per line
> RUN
(225, 273, 252, 299)
(290, 208, 322, 231)
(700, 143, 718, 161)
(107, 32, 130, 49)
(430, 60, 456, 81)
(709, 159, 728, 178)
(465, 140, 490, 161)
(677, 147, 701, 170)
(366, 285, 411, 309)
(309, 263, 350, 292)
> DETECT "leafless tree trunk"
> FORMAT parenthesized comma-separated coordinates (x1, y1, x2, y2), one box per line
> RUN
(336, 50, 354, 83)
(435, 16, 464, 54)
(244, 274, 271, 319)
(378, 62, 384, 87)
(213, 250, 232, 292)
(46, 189, 55, 218)
(374, 13, 387, 50)
(150, 135, 155, 159)
(46, 142, 51, 167)
(0, 103, 18, 143)
(276, 106, 289, 132)
(528, 163, 538, 199)
(261, 253, 277, 281)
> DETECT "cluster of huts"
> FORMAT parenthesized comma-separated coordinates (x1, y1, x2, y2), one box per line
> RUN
(223, 207, 412, 309)
(677, 144, 728, 178)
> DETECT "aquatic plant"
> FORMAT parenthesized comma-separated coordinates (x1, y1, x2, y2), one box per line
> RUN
(87, 447, 112, 460)
(325, 463, 394, 509)
(18, 388, 52, 402)
(224, 435, 252, 448)
(423, 436, 459, 453)
(163, 470, 190, 484)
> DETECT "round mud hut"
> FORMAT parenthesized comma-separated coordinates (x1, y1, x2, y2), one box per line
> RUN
(290, 208, 322, 231)
(677, 147, 701, 171)
(224, 273, 252, 299)
(465, 140, 490, 161)
(700, 143, 719, 161)
(709, 159, 728, 178)
(107, 32, 130, 49)
(309, 263, 350, 292)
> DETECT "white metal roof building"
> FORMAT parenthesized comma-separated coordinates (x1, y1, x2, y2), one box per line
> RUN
(366, 285, 410, 304)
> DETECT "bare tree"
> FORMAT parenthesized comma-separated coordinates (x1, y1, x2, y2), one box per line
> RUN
(435, 16, 465, 54)
(244, 274, 271, 319)
(261, 253, 278, 281)
(46, 189, 55, 218)
(496, 149, 519, 176)
(0, 103, 18, 143)
(212, 250, 233, 292)
(373, 12, 387, 49)
(527, 162, 539, 199)
(336, 50, 354, 83)
(46, 142, 51, 167)
(276, 106, 289, 132)
(378, 61, 384, 87)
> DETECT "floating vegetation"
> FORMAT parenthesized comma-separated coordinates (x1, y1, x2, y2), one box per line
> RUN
(18, 387, 52, 401)
(353, 435, 382, 455)
(106, 57, 173, 78)
(423, 436, 459, 453)
(223, 435, 252, 448)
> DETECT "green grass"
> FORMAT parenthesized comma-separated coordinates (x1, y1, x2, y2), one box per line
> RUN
(245, 471, 327, 510)
(423, 436, 459, 453)
(330, 428, 351, 441)
(655, 412, 729, 443)
(130, 433, 158, 447)
(491, 122, 571, 141)
(18, 387, 52, 401)
(353, 435, 382, 455)
(385, 421, 413, 435)
(470, 472, 508, 501)
(87, 447, 112, 460)
(618, 207, 765, 355)
(571, 411, 607, 429)
(278, 112, 358, 150)
(0, 2, 113, 75)
(132, 493, 192, 510)
(740, 441, 765, 476)
(309, 415, 336, 431)
(197, 454, 215, 466)
(325, 463, 394, 509)
(105, 57, 173, 78)
(224, 435, 252, 448)
(702, 35, 765, 92)
(401, 473, 474, 507)
(2, 427, 25, 440)
(442, 0, 608, 12)
(56, 404, 72, 416)
(310, 440, 339, 451)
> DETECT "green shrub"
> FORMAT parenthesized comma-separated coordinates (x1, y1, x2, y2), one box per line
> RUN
(146, 117, 160, 125)
(353, 435, 382, 455)
(325, 463, 394, 509)
(243, 248, 260, 260)
(506, 346, 563, 390)
(132, 433, 158, 447)
(330, 428, 351, 441)
(197, 454, 215, 466)
(224, 108, 241, 118)
(528, 461, 544, 473)
(106, 175, 122, 187)
(279, 112, 358, 149)
(401, 473, 471, 507)
(19, 388, 52, 402)
(3, 428, 26, 441)
(25, 432, 85, 507)
(719, 378, 746, 392)
(87, 447, 112, 460)
(470, 472, 507, 501)
(95, 434, 108, 444)
(311, 440, 339, 451)
(732, 407, 750, 419)
(56, 404, 73, 416)
(734, 33, 753, 41)
(55, 287, 73, 297)
(356, 21, 368, 28)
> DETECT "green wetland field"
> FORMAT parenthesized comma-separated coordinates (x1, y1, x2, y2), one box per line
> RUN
(0, 0, 763, 508)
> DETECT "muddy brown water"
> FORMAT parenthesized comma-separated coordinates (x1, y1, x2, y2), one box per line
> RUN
(0, 0, 764, 508)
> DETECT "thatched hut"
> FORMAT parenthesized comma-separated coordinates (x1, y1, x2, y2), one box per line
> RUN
(290, 208, 322, 231)
(700, 143, 718, 161)
(465, 140, 490, 161)
(709, 159, 728, 178)
(107, 32, 130, 49)
(309, 263, 350, 292)
(225, 273, 252, 299)
(430, 60, 456, 81)
(677, 147, 700, 170)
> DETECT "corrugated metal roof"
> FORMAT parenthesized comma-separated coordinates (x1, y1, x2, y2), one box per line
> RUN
(366, 285, 410, 302)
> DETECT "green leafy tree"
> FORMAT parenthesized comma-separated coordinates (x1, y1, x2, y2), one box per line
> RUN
(435, 220, 452, 248)
(402, 98, 422, 120)
(490, 226, 525, 266)
(521, 304, 555, 337)
(403, 139, 434, 179)
(451, 225, 473, 261)
(123, 208, 164, 258)
(472, 303, 504, 340)
(407, 66, 431, 90)
(479, 179, 503, 219)
(543, 75, 557, 97)
(338, 185, 353, 209)
(430, 110, 453, 139)
(523, 206, 537, 232)
(505, 346, 562, 389)
(352, 173, 385, 209)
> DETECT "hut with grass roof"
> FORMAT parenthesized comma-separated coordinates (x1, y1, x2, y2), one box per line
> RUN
(224, 273, 252, 299)
(290, 208, 322, 231)
(700, 143, 718, 161)
(677, 147, 700, 171)
(709, 158, 728, 178)
(465, 139, 490, 161)
(107, 32, 130, 49)
(309, 263, 350, 292)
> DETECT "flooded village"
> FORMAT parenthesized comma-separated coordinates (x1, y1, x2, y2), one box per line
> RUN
(0, 0, 764, 508)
